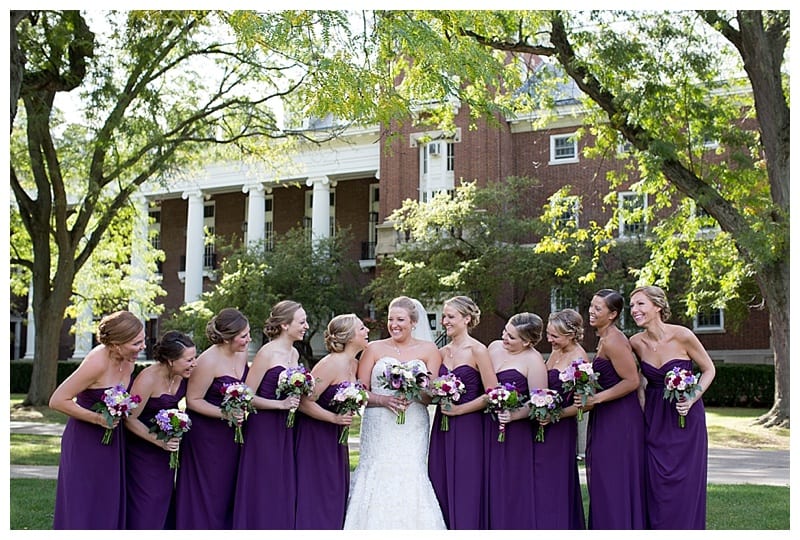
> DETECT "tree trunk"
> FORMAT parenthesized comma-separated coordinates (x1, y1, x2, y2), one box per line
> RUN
(755, 258, 790, 428)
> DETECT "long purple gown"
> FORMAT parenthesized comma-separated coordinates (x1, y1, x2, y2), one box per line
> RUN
(53, 384, 131, 529)
(585, 356, 646, 529)
(294, 384, 350, 529)
(641, 358, 707, 529)
(232, 365, 297, 529)
(428, 364, 487, 529)
(174, 371, 248, 530)
(125, 378, 187, 529)
(532, 369, 586, 529)
(485, 369, 537, 529)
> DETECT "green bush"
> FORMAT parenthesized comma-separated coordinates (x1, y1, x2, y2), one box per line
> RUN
(701, 363, 774, 407)
(9, 361, 148, 394)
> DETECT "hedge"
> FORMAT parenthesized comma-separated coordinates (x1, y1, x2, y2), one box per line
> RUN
(9, 360, 774, 407)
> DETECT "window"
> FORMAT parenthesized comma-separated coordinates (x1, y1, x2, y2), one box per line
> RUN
(550, 133, 578, 164)
(551, 195, 580, 229)
(694, 308, 724, 333)
(420, 139, 456, 202)
(446, 142, 455, 172)
(264, 196, 274, 251)
(304, 189, 336, 239)
(694, 202, 720, 232)
(203, 202, 215, 269)
(550, 288, 577, 312)
(619, 192, 647, 237)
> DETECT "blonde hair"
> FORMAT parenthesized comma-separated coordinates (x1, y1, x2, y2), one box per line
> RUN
(96, 311, 143, 346)
(631, 285, 671, 321)
(388, 296, 419, 324)
(263, 300, 303, 339)
(324, 314, 360, 353)
(548, 308, 584, 343)
(444, 295, 481, 330)
(206, 308, 249, 344)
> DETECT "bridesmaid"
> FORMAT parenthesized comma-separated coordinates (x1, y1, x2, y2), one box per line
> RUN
(629, 285, 715, 529)
(50, 310, 146, 529)
(485, 312, 548, 529)
(232, 300, 305, 529)
(427, 295, 497, 529)
(125, 331, 196, 529)
(534, 309, 586, 529)
(174, 308, 251, 530)
(295, 313, 364, 529)
(581, 289, 646, 529)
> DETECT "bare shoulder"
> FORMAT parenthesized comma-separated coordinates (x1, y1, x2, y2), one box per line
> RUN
(467, 335, 488, 351)
(487, 340, 504, 353)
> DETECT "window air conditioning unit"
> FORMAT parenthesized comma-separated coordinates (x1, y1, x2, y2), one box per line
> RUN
(428, 142, 441, 156)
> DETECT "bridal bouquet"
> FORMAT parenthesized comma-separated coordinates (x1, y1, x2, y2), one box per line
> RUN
(663, 366, 701, 428)
(484, 382, 523, 442)
(91, 384, 142, 445)
(220, 382, 256, 443)
(149, 408, 192, 469)
(559, 359, 602, 421)
(527, 388, 563, 443)
(377, 359, 431, 424)
(428, 372, 466, 431)
(330, 380, 369, 445)
(276, 365, 316, 428)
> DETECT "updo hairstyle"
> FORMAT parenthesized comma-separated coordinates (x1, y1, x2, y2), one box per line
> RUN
(388, 296, 419, 324)
(444, 295, 481, 331)
(630, 285, 671, 321)
(263, 300, 303, 340)
(509, 312, 544, 347)
(548, 308, 584, 343)
(324, 314, 360, 353)
(153, 331, 195, 365)
(96, 311, 144, 346)
(206, 308, 249, 345)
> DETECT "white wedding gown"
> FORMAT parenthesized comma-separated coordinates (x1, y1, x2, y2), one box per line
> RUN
(343, 357, 447, 530)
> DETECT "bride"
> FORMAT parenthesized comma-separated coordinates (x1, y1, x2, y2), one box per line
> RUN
(344, 296, 446, 529)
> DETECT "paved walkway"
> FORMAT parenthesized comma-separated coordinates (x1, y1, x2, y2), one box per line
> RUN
(9, 421, 790, 486)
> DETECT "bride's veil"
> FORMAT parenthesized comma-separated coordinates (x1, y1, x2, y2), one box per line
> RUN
(410, 298, 435, 343)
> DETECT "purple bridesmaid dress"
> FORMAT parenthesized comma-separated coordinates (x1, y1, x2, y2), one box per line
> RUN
(642, 358, 707, 529)
(585, 356, 646, 529)
(485, 369, 537, 529)
(294, 383, 350, 529)
(175, 371, 248, 530)
(532, 369, 586, 529)
(125, 378, 187, 529)
(54, 383, 131, 529)
(232, 365, 297, 529)
(428, 364, 487, 529)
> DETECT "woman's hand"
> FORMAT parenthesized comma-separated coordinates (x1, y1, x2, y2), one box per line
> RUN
(282, 395, 301, 410)
(383, 395, 409, 415)
(497, 410, 512, 424)
(161, 437, 180, 452)
(333, 411, 354, 426)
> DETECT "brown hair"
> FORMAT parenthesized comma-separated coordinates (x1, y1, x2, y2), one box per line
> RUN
(444, 295, 481, 331)
(206, 308, 249, 344)
(388, 296, 419, 324)
(548, 308, 584, 343)
(324, 314, 360, 353)
(96, 311, 143, 346)
(509, 312, 543, 347)
(153, 331, 195, 365)
(631, 285, 671, 321)
(263, 300, 303, 340)
(594, 289, 625, 324)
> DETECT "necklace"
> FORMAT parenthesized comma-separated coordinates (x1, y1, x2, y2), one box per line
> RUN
(166, 370, 178, 394)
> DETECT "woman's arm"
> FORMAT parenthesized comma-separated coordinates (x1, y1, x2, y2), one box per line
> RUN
(185, 356, 225, 420)
(580, 332, 639, 411)
(48, 352, 110, 427)
(124, 370, 175, 449)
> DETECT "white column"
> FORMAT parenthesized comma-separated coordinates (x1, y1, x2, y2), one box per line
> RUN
(23, 284, 35, 359)
(306, 176, 331, 241)
(182, 189, 206, 303)
(71, 300, 94, 360)
(242, 183, 266, 245)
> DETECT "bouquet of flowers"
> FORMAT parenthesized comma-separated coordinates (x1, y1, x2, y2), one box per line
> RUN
(663, 366, 701, 428)
(559, 359, 602, 421)
(330, 380, 369, 445)
(377, 359, 431, 424)
(527, 388, 563, 443)
(428, 372, 466, 431)
(91, 384, 141, 445)
(276, 366, 316, 428)
(149, 408, 192, 469)
(484, 382, 523, 442)
(220, 382, 256, 443)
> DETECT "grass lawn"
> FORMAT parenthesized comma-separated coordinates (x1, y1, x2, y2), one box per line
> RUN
(9, 397, 790, 530)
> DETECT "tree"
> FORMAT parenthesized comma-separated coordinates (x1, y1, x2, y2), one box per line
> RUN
(164, 227, 364, 364)
(9, 10, 363, 405)
(360, 10, 788, 427)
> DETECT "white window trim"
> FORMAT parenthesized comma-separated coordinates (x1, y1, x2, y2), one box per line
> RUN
(549, 133, 579, 165)
(551, 195, 580, 229)
(550, 287, 577, 312)
(694, 308, 725, 334)
(618, 192, 647, 238)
